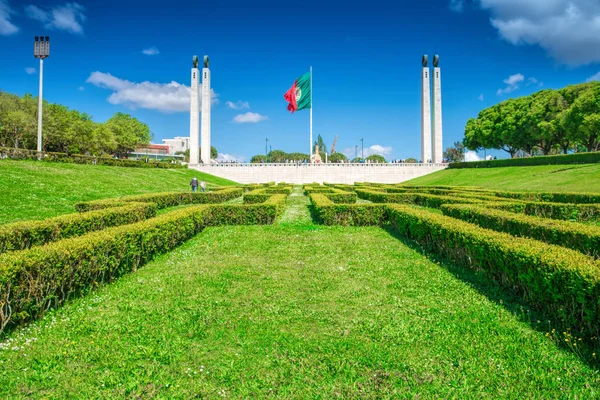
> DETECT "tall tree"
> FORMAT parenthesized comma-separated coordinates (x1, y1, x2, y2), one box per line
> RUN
(106, 112, 152, 158)
(443, 141, 465, 163)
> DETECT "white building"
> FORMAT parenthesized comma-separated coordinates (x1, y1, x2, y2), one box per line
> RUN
(162, 136, 190, 154)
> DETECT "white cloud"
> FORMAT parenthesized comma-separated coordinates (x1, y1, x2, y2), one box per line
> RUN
(86, 71, 218, 113)
(497, 73, 524, 95)
(233, 112, 268, 123)
(586, 72, 600, 82)
(216, 153, 246, 163)
(0, 0, 18, 35)
(78, 86, 84, 91)
(25, 67, 36, 74)
(450, 0, 465, 13)
(465, 150, 483, 162)
(480, 0, 600, 66)
(142, 47, 159, 56)
(478, 93, 484, 101)
(25, 2, 86, 34)
(341, 144, 393, 159)
(226, 100, 250, 110)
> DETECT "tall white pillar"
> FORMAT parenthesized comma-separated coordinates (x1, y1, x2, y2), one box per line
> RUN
(421, 56, 432, 164)
(189, 58, 200, 165)
(201, 56, 211, 164)
(432, 56, 443, 164)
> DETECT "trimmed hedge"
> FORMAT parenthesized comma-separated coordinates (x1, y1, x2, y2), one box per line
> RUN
(75, 188, 243, 211)
(441, 204, 600, 258)
(449, 151, 600, 168)
(265, 187, 293, 195)
(0, 202, 157, 254)
(0, 205, 210, 333)
(243, 189, 271, 204)
(388, 204, 600, 336)
(309, 193, 387, 226)
(0, 147, 187, 168)
(491, 201, 600, 222)
(324, 192, 358, 204)
(356, 189, 491, 209)
(205, 194, 287, 225)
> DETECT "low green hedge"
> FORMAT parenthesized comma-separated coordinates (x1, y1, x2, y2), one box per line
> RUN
(0, 202, 157, 254)
(265, 187, 292, 195)
(0, 205, 210, 333)
(449, 151, 600, 169)
(356, 189, 490, 209)
(309, 193, 387, 226)
(491, 201, 600, 222)
(75, 188, 243, 211)
(441, 204, 600, 258)
(324, 192, 358, 204)
(0, 147, 187, 168)
(205, 194, 287, 225)
(243, 189, 271, 204)
(388, 204, 600, 337)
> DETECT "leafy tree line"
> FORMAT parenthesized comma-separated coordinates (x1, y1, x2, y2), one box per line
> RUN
(464, 82, 600, 158)
(249, 149, 393, 163)
(0, 91, 152, 157)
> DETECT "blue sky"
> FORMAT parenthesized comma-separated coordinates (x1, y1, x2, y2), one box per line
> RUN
(2, 0, 600, 161)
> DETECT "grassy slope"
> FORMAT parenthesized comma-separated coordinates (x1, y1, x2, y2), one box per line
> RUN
(405, 163, 600, 192)
(0, 160, 237, 224)
(1, 190, 599, 398)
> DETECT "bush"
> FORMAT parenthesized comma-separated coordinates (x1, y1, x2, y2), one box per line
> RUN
(388, 204, 600, 337)
(243, 189, 271, 204)
(356, 189, 491, 209)
(205, 194, 287, 225)
(75, 188, 243, 211)
(309, 193, 387, 226)
(449, 151, 600, 169)
(265, 187, 292, 195)
(492, 201, 600, 222)
(0, 202, 157, 254)
(0, 205, 210, 333)
(0, 147, 187, 169)
(441, 204, 600, 258)
(325, 192, 358, 204)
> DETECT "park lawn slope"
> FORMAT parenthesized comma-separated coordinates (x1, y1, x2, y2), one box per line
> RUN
(405, 163, 600, 192)
(1, 224, 599, 398)
(0, 160, 237, 224)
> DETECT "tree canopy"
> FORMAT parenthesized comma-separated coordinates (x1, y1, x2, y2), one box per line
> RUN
(464, 82, 600, 157)
(0, 91, 152, 156)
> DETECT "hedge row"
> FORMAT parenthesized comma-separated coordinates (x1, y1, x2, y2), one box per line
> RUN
(243, 189, 271, 204)
(490, 201, 600, 222)
(205, 194, 287, 225)
(356, 189, 491, 209)
(0, 202, 157, 254)
(0, 205, 210, 333)
(0, 147, 187, 169)
(309, 193, 387, 226)
(75, 188, 243, 211)
(449, 151, 600, 169)
(388, 204, 600, 336)
(265, 187, 292, 195)
(324, 192, 358, 204)
(441, 204, 600, 258)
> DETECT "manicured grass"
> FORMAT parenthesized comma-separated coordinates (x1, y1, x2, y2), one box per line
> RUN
(406, 163, 600, 192)
(1, 197, 599, 397)
(0, 160, 237, 224)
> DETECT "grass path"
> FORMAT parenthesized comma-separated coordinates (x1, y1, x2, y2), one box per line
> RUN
(1, 192, 600, 398)
(276, 186, 314, 226)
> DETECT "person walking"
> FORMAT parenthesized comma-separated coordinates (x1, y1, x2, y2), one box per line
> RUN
(190, 177, 199, 192)
(200, 180, 207, 193)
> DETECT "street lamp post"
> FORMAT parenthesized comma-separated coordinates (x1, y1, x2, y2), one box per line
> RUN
(360, 138, 364, 160)
(265, 137, 269, 163)
(34, 36, 50, 153)
(355, 145, 358, 160)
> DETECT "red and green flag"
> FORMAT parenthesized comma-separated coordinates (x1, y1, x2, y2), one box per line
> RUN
(284, 72, 311, 113)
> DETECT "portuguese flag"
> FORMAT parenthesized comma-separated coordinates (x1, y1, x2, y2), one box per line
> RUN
(284, 72, 311, 113)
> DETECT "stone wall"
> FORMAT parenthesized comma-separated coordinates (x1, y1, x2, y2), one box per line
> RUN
(190, 163, 447, 184)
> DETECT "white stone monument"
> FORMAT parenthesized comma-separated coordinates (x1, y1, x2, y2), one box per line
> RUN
(432, 55, 443, 164)
(189, 56, 200, 165)
(421, 55, 432, 164)
(201, 55, 211, 164)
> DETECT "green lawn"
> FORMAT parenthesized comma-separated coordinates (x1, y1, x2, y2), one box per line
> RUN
(406, 163, 600, 192)
(1, 189, 599, 398)
(0, 160, 237, 224)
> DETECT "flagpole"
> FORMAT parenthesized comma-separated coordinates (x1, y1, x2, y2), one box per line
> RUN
(310, 65, 313, 162)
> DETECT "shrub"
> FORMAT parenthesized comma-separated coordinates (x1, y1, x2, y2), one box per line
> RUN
(441, 204, 600, 258)
(491, 201, 600, 222)
(0, 202, 157, 254)
(448, 151, 600, 169)
(325, 192, 358, 204)
(309, 193, 387, 226)
(356, 189, 491, 209)
(75, 188, 243, 211)
(205, 194, 287, 225)
(265, 187, 292, 195)
(388, 204, 600, 337)
(243, 189, 271, 204)
(0, 205, 210, 333)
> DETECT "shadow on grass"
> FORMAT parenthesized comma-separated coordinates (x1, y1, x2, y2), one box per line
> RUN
(380, 224, 600, 370)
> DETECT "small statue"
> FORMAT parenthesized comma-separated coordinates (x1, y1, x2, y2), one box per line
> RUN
(204, 55, 209, 68)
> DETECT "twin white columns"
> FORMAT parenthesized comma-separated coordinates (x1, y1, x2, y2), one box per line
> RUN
(189, 56, 211, 165)
(421, 55, 443, 164)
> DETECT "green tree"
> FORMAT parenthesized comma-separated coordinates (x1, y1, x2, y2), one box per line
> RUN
(286, 152, 310, 162)
(366, 154, 386, 163)
(404, 157, 418, 163)
(314, 135, 327, 154)
(267, 149, 287, 163)
(250, 154, 266, 163)
(443, 141, 465, 163)
(328, 152, 348, 163)
(106, 112, 152, 158)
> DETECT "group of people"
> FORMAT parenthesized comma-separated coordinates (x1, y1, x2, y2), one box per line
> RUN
(190, 177, 207, 192)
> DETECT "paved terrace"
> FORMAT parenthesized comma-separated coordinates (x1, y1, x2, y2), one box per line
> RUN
(190, 162, 447, 184)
